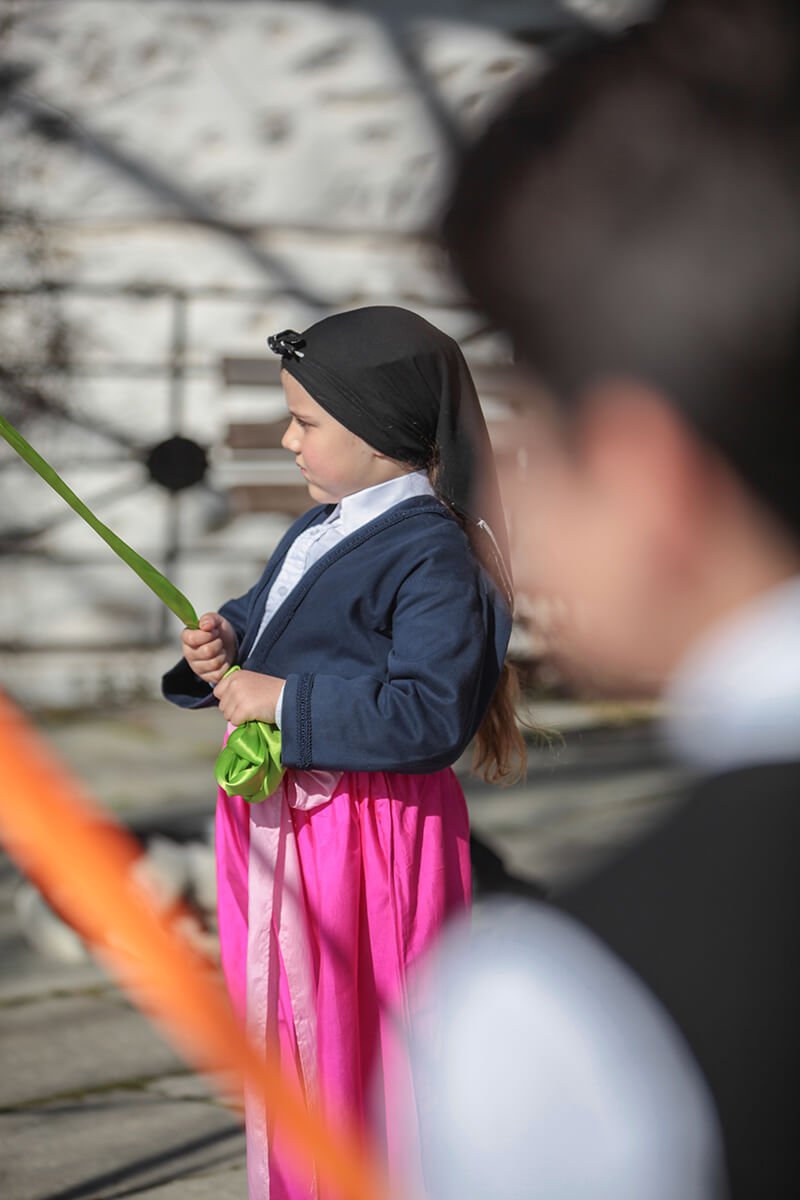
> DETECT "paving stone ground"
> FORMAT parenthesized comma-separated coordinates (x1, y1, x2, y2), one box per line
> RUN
(0, 698, 681, 1199)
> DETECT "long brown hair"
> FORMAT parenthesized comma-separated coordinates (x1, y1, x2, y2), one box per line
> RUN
(472, 659, 527, 785)
(426, 455, 527, 784)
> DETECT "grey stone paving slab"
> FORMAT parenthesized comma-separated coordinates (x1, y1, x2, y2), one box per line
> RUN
(36, 704, 224, 818)
(149, 1072, 242, 1110)
(468, 767, 684, 888)
(0, 992, 184, 1107)
(120, 1164, 248, 1200)
(0, 1088, 245, 1200)
(0, 911, 107, 1004)
(0, 855, 110, 1003)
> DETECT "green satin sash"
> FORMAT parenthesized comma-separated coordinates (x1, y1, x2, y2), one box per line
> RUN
(1, 414, 284, 801)
(214, 667, 285, 803)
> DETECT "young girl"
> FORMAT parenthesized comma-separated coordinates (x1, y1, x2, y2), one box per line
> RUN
(162, 305, 522, 1198)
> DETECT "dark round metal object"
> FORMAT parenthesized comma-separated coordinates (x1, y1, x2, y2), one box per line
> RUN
(145, 435, 208, 492)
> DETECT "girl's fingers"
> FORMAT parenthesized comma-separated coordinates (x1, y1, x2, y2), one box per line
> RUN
(185, 639, 223, 662)
(183, 628, 215, 649)
(213, 676, 240, 719)
(183, 615, 231, 684)
(184, 614, 224, 649)
(196, 640, 224, 661)
(197, 660, 227, 682)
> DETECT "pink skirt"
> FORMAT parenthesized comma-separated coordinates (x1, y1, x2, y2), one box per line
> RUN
(215, 766, 471, 1199)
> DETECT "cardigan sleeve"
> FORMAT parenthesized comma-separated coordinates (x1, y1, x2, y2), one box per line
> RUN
(161, 505, 332, 710)
(279, 535, 508, 772)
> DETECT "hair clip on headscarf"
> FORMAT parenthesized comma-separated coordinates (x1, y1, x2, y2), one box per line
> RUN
(268, 329, 305, 359)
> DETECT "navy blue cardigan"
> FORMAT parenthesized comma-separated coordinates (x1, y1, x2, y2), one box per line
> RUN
(162, 496, 512, 774)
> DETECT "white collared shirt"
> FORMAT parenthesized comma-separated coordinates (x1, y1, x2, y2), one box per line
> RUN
(665, 573, 800, 771)
(409, 901, 726, 1200)
(251, 470, 436, 725)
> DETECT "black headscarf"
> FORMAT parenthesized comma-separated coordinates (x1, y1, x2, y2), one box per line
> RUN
(268, 305, 512, 605)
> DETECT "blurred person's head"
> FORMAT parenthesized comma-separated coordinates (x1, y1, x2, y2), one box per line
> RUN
(444, 0, 800, 692)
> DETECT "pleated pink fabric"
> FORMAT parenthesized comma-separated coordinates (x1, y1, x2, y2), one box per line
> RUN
(215, 766, 472, 1200)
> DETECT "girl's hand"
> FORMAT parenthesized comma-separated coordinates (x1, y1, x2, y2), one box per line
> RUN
(181, 612, 238, 684)
(213, 670, 285, 726)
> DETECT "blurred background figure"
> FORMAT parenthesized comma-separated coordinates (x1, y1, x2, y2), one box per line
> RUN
(422, 0, 800, 1196)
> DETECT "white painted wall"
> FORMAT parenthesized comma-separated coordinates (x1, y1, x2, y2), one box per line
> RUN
(0, 0, 650, 707)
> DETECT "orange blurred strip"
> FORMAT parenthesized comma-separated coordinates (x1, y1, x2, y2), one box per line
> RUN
(0, 691, 387, 1200)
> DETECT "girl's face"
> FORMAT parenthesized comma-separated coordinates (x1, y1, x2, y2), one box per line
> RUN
(280, 371, 395, 504)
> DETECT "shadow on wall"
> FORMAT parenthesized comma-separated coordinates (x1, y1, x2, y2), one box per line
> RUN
(0, 0, 656, 705)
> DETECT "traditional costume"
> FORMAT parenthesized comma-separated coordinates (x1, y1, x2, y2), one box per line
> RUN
(163, 307, 512, 1198)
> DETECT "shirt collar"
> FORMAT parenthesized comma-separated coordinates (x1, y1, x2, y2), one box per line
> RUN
(333, 471, 436, 536)
(665, 573, 800, 772)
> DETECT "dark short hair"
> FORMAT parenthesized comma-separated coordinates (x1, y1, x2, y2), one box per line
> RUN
(444, 0, 800, 533)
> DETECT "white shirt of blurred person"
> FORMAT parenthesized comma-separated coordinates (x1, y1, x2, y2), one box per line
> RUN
(410, 562, 800, 1200)
(416, 2, 800, 1198)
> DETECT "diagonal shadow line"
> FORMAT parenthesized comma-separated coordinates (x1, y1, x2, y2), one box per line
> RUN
(0, 367, 143, 452)
(0, 451, 133, 473)
(0, 451, 135, 480)
(8, 89, 329, 311)
(39, 1123, 243, 1200)
(377, 14, 465, 158)
(76, 1148, 246, 1200)
(0, 473, 148, 545)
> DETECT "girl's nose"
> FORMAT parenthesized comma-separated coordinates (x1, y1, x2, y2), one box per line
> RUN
(281, 425, 298, 452)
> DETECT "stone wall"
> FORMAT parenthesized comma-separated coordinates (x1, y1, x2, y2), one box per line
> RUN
(0, 0, 653, 707)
